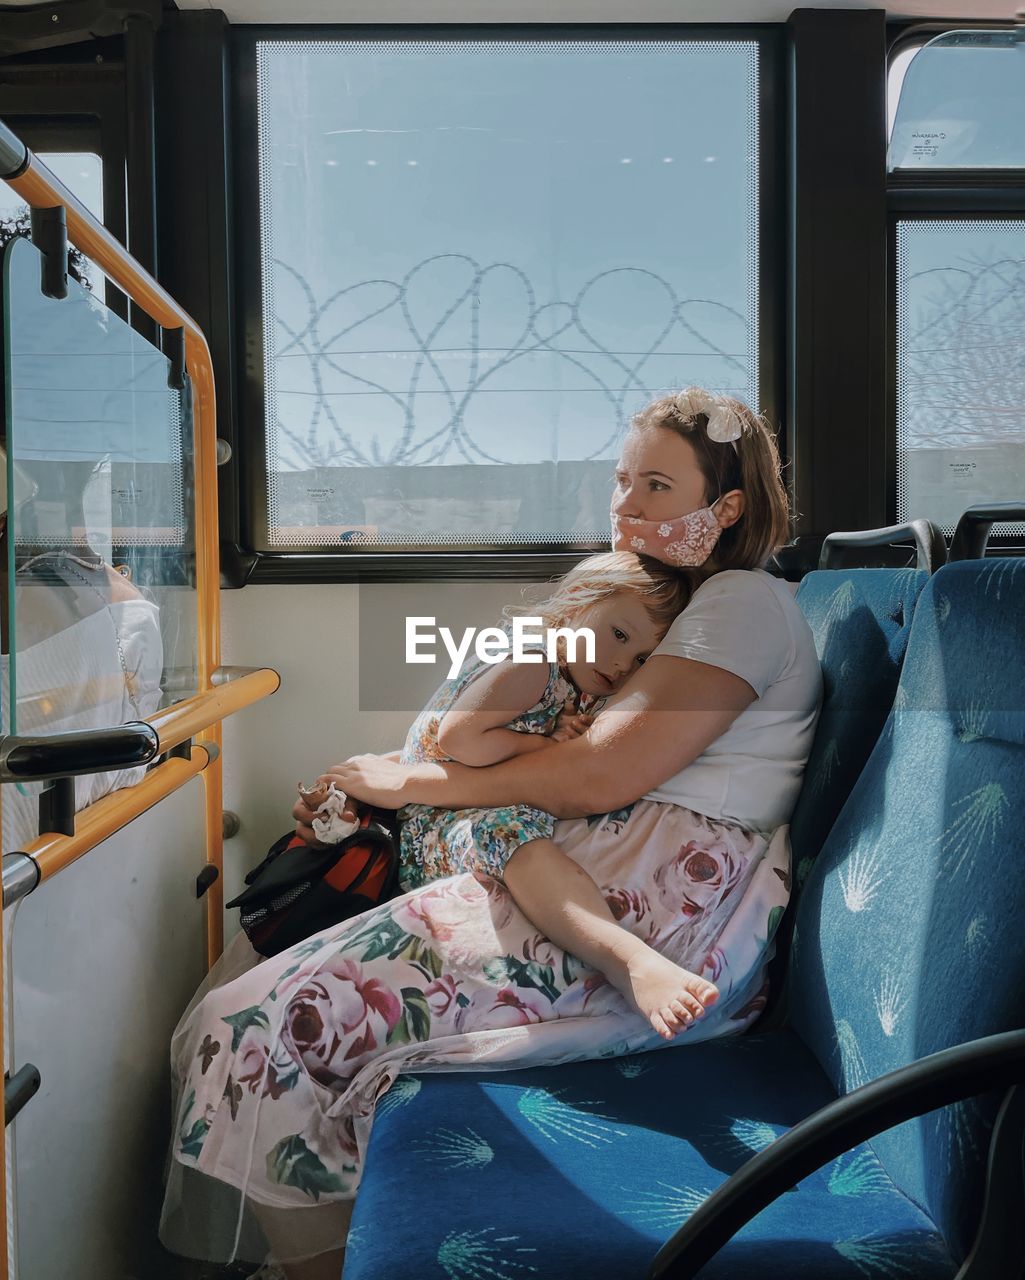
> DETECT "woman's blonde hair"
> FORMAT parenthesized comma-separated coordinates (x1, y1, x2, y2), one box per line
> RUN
(630, 391, 792, 573)
(509, 551, 693, 636)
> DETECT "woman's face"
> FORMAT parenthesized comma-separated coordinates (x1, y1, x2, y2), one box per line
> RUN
(612, 426, 711, 524)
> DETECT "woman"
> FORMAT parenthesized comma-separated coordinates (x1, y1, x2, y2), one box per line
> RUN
(160, 388, 822, 1279)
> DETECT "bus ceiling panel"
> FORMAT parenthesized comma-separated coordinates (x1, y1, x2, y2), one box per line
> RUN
(0, 0, 162, 56)
(174, 0, 1023, 21)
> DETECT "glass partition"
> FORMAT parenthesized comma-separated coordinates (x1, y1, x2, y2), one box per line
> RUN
(1, 234, 198, 850)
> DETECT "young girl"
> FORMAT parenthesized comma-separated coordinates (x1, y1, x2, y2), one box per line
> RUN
(305, 551, 720, 1040)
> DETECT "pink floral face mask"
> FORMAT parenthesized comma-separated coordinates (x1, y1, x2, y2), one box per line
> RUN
(611, 502, 724, 567)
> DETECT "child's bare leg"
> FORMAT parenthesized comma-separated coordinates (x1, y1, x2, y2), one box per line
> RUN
(502, 840, 718, 1040)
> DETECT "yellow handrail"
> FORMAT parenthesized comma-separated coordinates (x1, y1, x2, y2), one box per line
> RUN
(149, 669, 281, 755)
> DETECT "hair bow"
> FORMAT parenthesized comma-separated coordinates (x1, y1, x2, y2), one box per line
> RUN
(705, 398, 743, 444)
(673, 387, 744, 444)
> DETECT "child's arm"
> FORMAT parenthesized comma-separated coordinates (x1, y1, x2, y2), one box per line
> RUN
(437, 660, 555, 766)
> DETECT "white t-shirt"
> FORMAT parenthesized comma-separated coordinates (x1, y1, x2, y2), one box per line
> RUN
(644, 569, 822, 834)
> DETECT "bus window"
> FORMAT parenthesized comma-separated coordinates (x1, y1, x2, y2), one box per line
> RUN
(249, 37, 766, 555)
(888, 29, 1025, 539)
(896, 219, 1025, 536)
(889, 29, 1025, 170)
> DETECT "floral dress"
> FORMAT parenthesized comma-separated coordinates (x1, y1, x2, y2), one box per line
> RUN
(398, 642, 596, 888)
(160, 802, 792, 1266)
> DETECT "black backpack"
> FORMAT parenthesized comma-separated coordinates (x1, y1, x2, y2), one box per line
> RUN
(226, 808, 401, 957)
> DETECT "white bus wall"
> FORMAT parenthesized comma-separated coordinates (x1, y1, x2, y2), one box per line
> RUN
(7, 778, 208, 1280)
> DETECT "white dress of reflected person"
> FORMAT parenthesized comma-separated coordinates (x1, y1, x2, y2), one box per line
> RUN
(0, 447, 164, 854)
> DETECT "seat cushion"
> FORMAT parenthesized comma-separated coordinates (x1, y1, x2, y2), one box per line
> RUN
(344, 1032, 956, 1280)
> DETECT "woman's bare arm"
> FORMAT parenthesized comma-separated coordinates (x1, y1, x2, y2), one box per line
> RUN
(322, 656, 756, 819)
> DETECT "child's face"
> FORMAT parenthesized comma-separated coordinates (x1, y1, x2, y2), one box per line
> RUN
(563, 591, 664, 698)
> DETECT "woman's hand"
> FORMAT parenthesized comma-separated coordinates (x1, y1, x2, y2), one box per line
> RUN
(293, 746, 407, 844)
(292, 784, 363, 848)
(292, 793, 331, 848)
(317, 754, 416, 811)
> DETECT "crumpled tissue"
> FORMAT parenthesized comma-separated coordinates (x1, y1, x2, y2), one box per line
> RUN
(298, 781, 360, 844)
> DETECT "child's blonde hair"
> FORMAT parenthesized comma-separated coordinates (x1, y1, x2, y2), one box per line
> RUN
(631, 390, 792, 572)
(509, 551, 692, 637)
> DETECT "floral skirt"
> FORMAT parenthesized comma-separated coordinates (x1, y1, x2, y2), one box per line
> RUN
(159, 800, 790, 1265)
(399, 800, 557, 888)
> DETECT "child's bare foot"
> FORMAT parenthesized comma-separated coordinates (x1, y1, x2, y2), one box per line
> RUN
(621, 950, 719, 1040)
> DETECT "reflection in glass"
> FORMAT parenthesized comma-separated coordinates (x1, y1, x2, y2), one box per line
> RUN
(889, 30, 1025, 170)
(896, 220, 1025, 535)
(257, 39, 761, 549)
(1, 235, 197, 850)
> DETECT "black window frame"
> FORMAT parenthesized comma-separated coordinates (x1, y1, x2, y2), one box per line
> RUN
(885, 20, 1025, 554)
(229, 23, 785, 584)
(783, 7, 889, 569)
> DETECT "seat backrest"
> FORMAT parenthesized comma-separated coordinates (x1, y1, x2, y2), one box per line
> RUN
(791, 568, 928, 886)
(789, 559, 1025, 1260)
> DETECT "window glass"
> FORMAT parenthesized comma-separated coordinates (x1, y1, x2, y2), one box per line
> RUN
(889, 30, 1025, 170)
(896, 219, 1025, 535)
(0, 152, 105, 295)
(256, 39, 761, 550)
